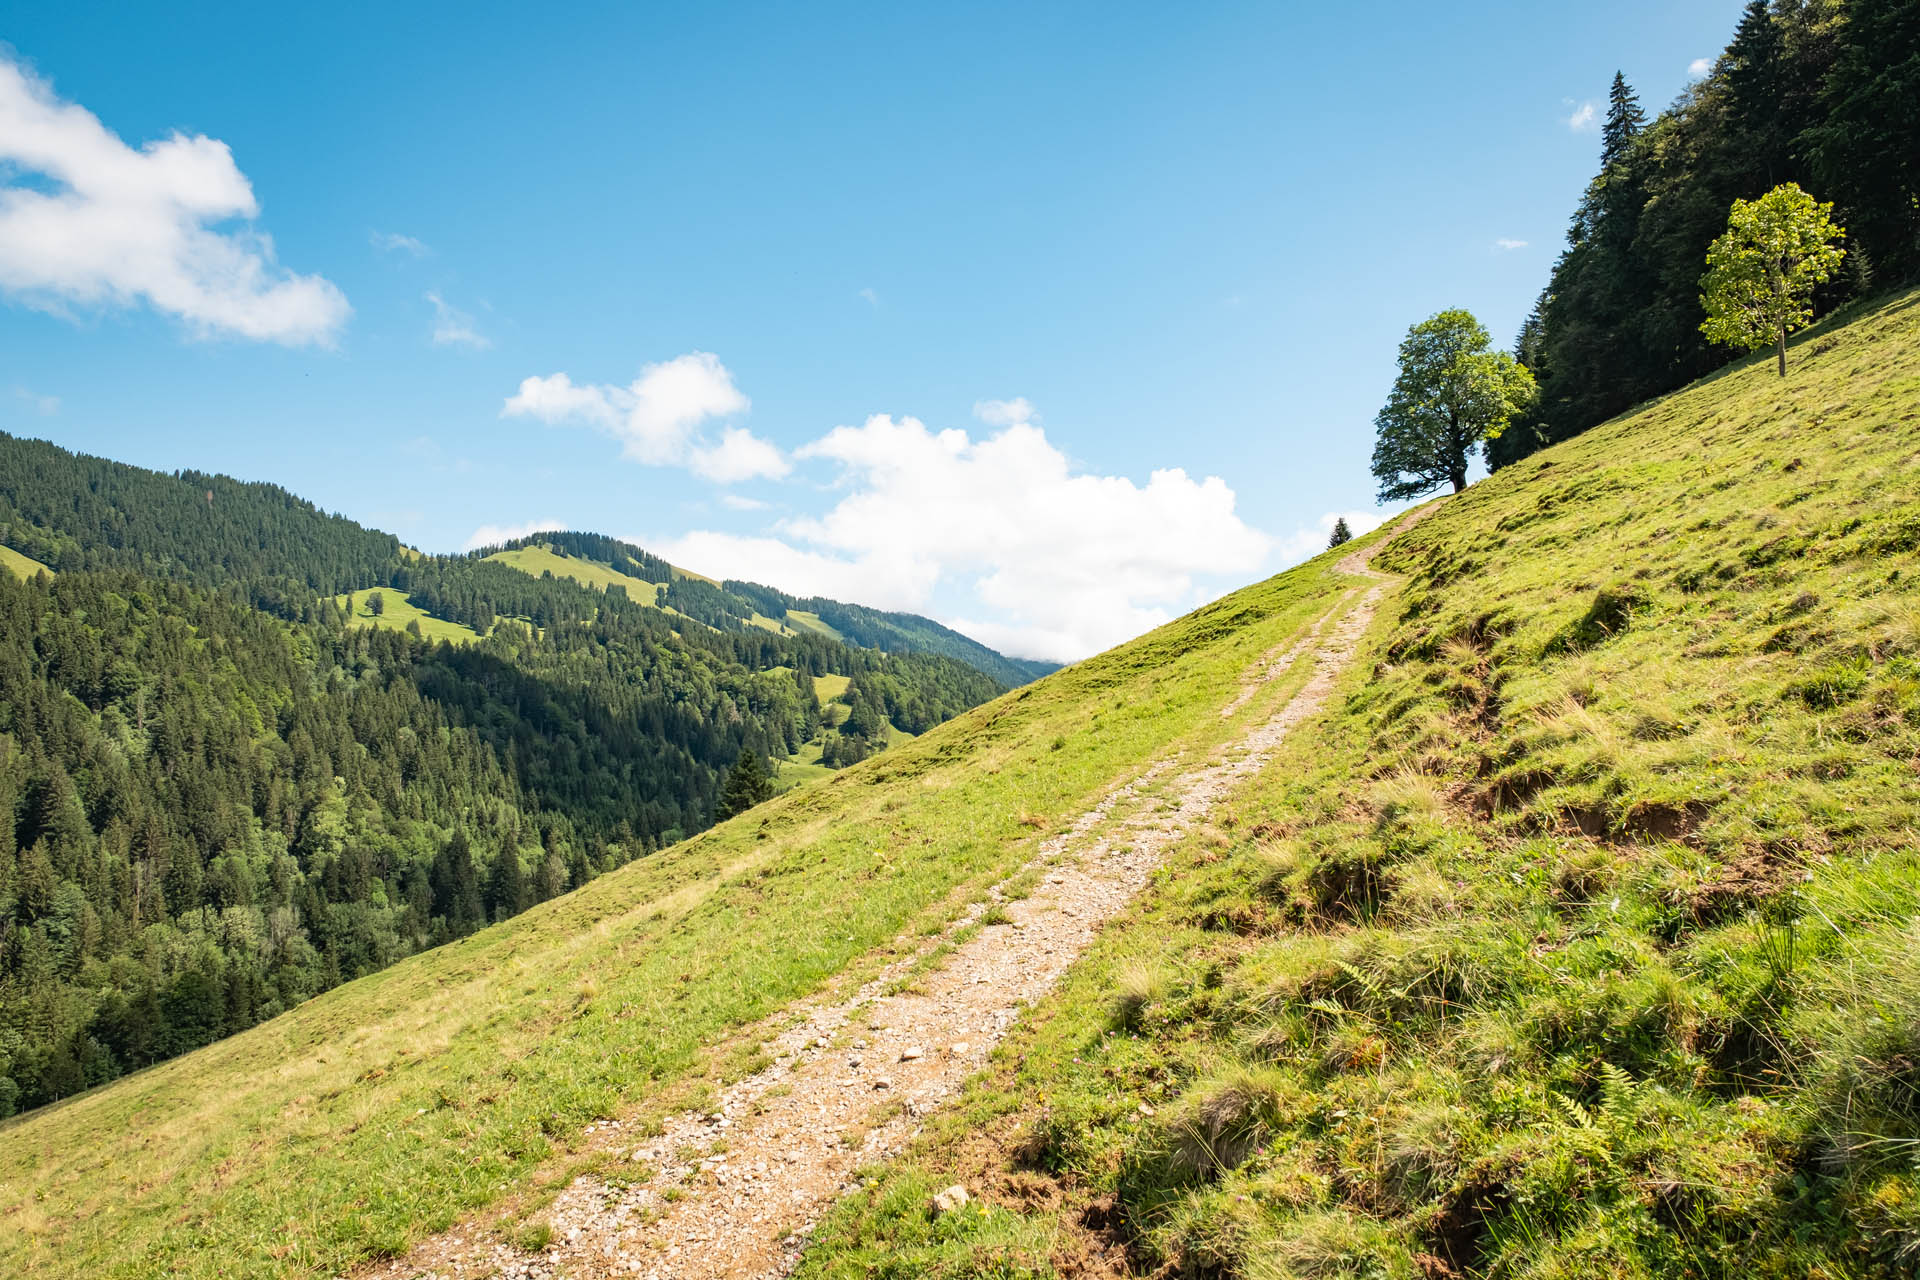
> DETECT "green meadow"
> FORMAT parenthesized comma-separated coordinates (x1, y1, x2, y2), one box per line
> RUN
(799, 289, 1920, 1278)
(0, 510, 1385, 1277)
(0, 543, 51, 580)
(484, 542, 667, 603)
(335, 584, 482, 644)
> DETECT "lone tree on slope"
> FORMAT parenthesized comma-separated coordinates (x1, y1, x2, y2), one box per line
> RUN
(1327, 517, 1353, 549)
(715, 750, 776, 821)
(1700, 183, 1846, 377)
(1371, 309, 1534, 501)
(366, 590, 385, 617)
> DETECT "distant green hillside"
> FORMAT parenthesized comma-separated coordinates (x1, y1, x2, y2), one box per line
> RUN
(0, 439, 1007, 1118)
(0, 431, 401, 607)
(477, 531, 1055, 686)
(0, 543, 49, 580)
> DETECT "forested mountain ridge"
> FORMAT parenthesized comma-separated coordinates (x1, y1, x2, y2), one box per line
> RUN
(474, 530, 1058, 687)
(0, 431, 1045, 685)
(0, 431, 1019, 1114)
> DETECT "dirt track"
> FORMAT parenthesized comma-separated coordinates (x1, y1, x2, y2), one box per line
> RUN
(359, 511, 1426, 1280)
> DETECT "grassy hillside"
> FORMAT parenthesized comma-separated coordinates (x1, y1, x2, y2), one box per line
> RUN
(799, 289, 1920, 1277)
(0, 517, 1387, 1277)
(0, 542, 50, 579)
(335, 583, 482, 643)
(484, 542, 666, 604)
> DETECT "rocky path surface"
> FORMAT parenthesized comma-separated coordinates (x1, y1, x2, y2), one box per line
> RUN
(360, 515, 1424, 1280)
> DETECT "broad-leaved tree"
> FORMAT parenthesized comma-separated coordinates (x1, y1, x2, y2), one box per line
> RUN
(1700, 183, 1845, 377)
(1371, 310, 1534, 501)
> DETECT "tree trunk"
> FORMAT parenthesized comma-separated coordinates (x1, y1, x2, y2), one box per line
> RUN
(1777, 325, 1788, 378)
(1450, 470, 1466, 493)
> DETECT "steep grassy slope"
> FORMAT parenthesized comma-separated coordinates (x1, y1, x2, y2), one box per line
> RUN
(485, 542, 667, 605)
(0, 543, 49, 580)
(335, 583, 482, 643)
(0, 518, 1390, 1277)
(799, 289, 1920, 1278)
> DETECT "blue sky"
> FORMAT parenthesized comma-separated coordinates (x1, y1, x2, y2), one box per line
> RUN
(0, 1, 1745, 660)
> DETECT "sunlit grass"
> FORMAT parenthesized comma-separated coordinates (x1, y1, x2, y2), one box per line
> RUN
(0, 514, 1385, 1278)
(335, 584, 481, 643)
(797, 288, 1920, 1279)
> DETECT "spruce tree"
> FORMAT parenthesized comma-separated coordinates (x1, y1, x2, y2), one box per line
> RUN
(485, 848, 525, 921)
(715, 751, 775, 821)
(1327, 518, 1352, 549)
(1726, 0, 1788, 184)
(1601, 71, 1645, 171)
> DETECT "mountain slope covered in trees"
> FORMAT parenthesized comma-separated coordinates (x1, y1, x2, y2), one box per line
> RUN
(474, 530, 1057, 687)
(0, 432, 1023, 1112)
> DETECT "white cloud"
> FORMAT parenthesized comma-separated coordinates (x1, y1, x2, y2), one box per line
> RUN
(972, 397, 1035, 427)
(503, 351, 786, 481)
(651, 531, 883, 600)
(1567, 101, 1597, 131)
(1273, 509, 1392, 565)
(720, 493, 770, 511)
(858, 287, 879, 307)
(427, 291, 490, 349)
(12, 386, 59, 415)
(371, 230, 428, 256)
(1688, 57, 1712, 79)
(690, 426, 791, 483)
(654, 411, 1270, 663)
(463, 517, 564, 551)
(1495, 237, 1528, 251)
(0, 55, 348, 345)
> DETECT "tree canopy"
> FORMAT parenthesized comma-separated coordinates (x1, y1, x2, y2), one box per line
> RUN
(1700, 183, 1846, 375)
(1370, 310, 1534, 502)
(1492, 0, 1920, 470)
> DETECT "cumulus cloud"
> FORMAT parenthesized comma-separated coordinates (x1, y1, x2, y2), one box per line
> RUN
(1688, 57, 1712, 79)
(371, 230, 428, 256)
(972, 396, 1036, 426)
(427, 291, 489, 349)
(463, 517, 564, 551)
(691, 426, 791, 483)
(654, 411, 1271, 662)
(503, 351, 784, 481)
(1495, 237, 1528, 251)
(0, 55, 348, 344)
(1567, 100, 1597, 131)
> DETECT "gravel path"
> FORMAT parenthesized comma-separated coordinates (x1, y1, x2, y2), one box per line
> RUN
(359, 514, 1423, 1280)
